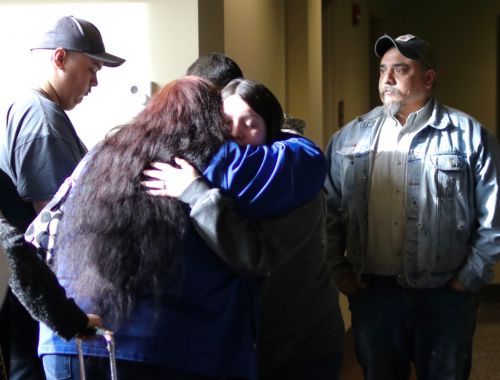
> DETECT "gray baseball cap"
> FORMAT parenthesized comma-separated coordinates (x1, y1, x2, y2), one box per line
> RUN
(31, 16, 125, 67)
(374, 34, 436, 69)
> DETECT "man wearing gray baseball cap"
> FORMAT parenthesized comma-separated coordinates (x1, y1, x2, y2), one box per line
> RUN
(324, 33, 500, 379)
(32, 15, 125, 68)
(0, 15, 124, 380)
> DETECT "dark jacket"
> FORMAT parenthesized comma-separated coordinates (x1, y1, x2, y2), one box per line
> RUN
(0, 213, 88, 340)
(181, 181, 344, 371)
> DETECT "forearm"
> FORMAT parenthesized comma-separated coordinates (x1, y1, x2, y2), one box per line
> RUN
(0, 215, 88, 340)
(456, 245, 498, 291)
(323, 175, 351, 281)
(324, 211, 351, 282)
(323, 138, 352, 281)
(457, 131, 500, 291)
(181, 177, 322, 276)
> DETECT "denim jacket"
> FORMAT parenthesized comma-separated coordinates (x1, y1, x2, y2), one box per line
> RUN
(324, 99, 500, 291)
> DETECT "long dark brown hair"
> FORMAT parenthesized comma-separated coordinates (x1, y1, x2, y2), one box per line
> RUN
(55, 77, 229, 325)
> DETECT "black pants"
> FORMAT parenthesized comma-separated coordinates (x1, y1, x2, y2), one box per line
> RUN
(0, 299, 9, 380)
(8, 292, 45, 380)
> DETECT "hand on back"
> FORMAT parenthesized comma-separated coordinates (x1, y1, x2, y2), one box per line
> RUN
(142, 157, 200, 198)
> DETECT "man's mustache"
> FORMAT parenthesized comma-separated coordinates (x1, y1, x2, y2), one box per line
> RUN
(382, 87, 401, 96)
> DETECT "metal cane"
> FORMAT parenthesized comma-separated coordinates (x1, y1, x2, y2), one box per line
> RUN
(76, 327, 117, 380)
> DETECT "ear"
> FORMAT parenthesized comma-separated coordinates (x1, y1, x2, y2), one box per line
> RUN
(53, 48, 67, 69)
(425, 69, 436, 89)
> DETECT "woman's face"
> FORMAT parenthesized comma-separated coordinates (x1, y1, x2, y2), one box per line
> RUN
(223, 95, 267, 146)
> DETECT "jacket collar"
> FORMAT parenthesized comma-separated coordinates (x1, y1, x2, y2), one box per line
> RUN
(357, 98, 454, 132)
(426, 98, 453, 130)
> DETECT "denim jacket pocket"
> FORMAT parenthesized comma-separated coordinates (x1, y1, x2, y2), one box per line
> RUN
(336, 146, 370, 193)
(427, 153, 470, 271)
(336, 146, 357, 192)
(432, 153, 467, 198)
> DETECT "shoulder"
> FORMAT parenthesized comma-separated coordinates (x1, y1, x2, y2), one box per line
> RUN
(273, 132, 323, 155)
(357, 106, 385, 123)
(334, 106, 383, 137)
(326, 106, 383, 151)
(433, 102, 489, 137)
(7, 90, 74, 143)
(8, 90, 59, 122)
(207, 134, 325, 179)
(434, 101, 479, 125)
(431, 101, 499, 156)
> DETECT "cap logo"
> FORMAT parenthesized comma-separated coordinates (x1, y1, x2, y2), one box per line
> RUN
(71, 17, 85, 36)
(395, 34, 416, 42)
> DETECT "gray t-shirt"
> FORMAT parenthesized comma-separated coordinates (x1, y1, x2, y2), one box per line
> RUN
(0, 89, 87, 204)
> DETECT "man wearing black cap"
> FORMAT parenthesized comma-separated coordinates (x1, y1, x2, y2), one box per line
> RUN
(0, 15, 124, 380)
(324, 34, 500, 379)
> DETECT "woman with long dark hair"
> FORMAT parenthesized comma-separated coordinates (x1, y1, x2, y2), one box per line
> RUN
(39, 77, 236, 379)
(54, 77, 228, 326)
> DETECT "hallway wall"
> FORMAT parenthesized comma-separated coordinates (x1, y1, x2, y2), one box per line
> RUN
(322, 0, 371, 143)
(224, 0, 286, 104)
(224, 0, 372, 148)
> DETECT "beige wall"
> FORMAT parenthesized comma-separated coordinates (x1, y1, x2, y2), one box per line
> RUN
(305, 0, 324, 146)
(285, 0, 310, 137)
(224, 0, 326, 146)
(198, 0, 224, 56)
(323, 0, 371, 146)
(147, 0, 199, 86)
(224, 0, 286, 103)
(283, 0, 372, 147)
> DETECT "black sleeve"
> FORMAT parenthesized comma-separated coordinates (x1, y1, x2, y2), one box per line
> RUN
(0, 169, 35, 232)
(0, 213, 88, 340)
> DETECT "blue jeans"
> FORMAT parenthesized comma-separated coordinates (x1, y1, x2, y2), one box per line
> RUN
(349, 275, 477, 380)
(42, 354, 246, 380)
(259, 352, 342, 380)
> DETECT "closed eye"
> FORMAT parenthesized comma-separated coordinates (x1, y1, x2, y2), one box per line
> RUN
(245, 117, 261, 129)
(393, 64, 409, 74)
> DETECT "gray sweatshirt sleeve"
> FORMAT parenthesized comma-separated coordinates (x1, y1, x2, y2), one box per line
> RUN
(180, 177, 324, 276)
(0, 212, 88, 340)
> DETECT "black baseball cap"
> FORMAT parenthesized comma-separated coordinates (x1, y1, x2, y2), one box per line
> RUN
(374, 34, 436, 69)
(31, 16, 125, 67)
